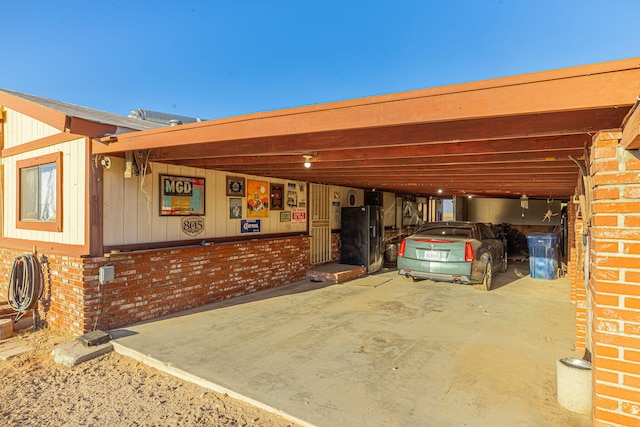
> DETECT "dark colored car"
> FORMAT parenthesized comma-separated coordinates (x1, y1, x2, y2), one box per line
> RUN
(397, 221, 507, 291)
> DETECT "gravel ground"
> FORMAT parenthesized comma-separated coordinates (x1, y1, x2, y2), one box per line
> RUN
(0, 329, 296, 427)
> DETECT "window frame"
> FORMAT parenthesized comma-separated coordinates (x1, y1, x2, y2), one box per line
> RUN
(16, 152, 63, 232)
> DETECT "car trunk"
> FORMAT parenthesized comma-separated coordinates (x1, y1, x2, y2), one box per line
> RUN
(402, 237, 471, 263)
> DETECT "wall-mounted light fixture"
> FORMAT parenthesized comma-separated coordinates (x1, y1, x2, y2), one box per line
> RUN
(98, 155, 112, 169)
(520, 194, 529, 209)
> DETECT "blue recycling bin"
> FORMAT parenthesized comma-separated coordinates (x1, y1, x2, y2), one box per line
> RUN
(527, 233, 559, 280)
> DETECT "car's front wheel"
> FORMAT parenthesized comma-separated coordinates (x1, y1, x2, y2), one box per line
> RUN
(474, 260, 492, 291)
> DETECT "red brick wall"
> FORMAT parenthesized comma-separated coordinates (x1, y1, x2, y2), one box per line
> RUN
(331, 232, 340, 262)
(590, 131, 640, 426)
(0, 248, 86, 334)
(1, 236, 310, 335)
(567, 199, 588, 350)
(567, 198, 578, 303)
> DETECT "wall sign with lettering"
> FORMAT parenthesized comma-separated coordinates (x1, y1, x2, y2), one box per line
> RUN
(181, 216, 204, 236)
(291, 207, 307, 223)
(241, 219, 261, 233)
(160, 175, 205, 216)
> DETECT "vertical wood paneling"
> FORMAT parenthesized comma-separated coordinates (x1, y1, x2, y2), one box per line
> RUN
(3, 161, 15, 237)
(148, 163, 165, 242)
(103, 157, 125, 245)
(132, 166, 152, 243)
(211, 170, 225, 236)
(205, 169, 216, 235)
(101, 161, 351, 246)
(59, 147, 72, 245)
(4, 109, 59, 149)
(65, 142, 86, 244)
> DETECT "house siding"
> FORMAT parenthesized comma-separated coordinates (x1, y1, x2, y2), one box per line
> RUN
(102, 157, 308, 246)
(3, 108, 60, 149)
(1, 137, 86, 246)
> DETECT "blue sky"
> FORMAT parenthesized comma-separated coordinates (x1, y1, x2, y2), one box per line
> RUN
(2, 1, 639, 120)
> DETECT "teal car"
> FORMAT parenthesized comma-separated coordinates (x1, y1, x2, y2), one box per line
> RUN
(397, 222, 507, 291)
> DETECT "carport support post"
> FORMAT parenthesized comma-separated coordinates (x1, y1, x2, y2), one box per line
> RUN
(588, 130, 640, 426)
(567, 196, 587, 350)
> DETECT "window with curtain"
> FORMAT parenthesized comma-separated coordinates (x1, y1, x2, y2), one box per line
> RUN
(20, 162, 56, 221)
(17, 152, 62, 232)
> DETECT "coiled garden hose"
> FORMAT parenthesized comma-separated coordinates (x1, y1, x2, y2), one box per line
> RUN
(7, 254, 44, 320)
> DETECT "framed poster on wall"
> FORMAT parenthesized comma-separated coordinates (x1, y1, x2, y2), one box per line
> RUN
(270, 183, 284, 210)
(226, 176, 246, 196)
(287, 182, 298, 207)
(229, 198, 243, 219)
(280, 211, 291, 222)
(247, 179, 269, 218)
(160, 175, 205, 216)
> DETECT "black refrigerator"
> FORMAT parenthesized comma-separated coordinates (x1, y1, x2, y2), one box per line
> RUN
(340, 206, 384, 273)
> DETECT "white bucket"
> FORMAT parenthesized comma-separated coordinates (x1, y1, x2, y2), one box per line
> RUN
(556, 357, 592, 414)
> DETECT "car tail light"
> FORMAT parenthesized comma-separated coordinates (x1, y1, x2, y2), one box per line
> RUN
(398, 239, 406, 257)
(416, 239, 454, 244)
(465, 242, 474, 262)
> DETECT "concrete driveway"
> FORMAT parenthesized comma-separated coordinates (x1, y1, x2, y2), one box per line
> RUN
(111, 262, 591, 426)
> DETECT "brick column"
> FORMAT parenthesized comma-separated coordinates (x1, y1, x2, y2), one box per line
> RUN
(590, 130, 640, 426)
(567, 197, 578, 304)
(567, 197, 587, 350)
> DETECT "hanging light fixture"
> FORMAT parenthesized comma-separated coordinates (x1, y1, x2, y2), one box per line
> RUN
(520, 194, 529, 209)
(303, 154, 313, 168)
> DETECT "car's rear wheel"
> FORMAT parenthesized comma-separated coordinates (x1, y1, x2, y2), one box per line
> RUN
(473, 260, 492, 291)
(500, 255, 508, 273)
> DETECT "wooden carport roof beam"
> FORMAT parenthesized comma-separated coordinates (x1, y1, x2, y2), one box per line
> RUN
(146, 110, 615, 161)
(622, 99, 640, 149)
(94, 58, 640, 155)
(91, 57, 640, 199)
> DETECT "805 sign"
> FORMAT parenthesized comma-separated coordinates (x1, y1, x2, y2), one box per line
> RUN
(181, 216, 204, 236)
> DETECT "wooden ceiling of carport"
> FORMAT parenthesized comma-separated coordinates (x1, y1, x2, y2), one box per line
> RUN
(93, 58, 640, 200)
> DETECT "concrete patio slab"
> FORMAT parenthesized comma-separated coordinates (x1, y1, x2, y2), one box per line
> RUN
(110, 262, 590, 426)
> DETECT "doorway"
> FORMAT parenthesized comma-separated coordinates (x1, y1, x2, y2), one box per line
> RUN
(309, 183, 331, 264)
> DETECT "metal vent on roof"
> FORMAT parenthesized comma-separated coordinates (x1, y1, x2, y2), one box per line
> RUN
(128, 109, 203, 126)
